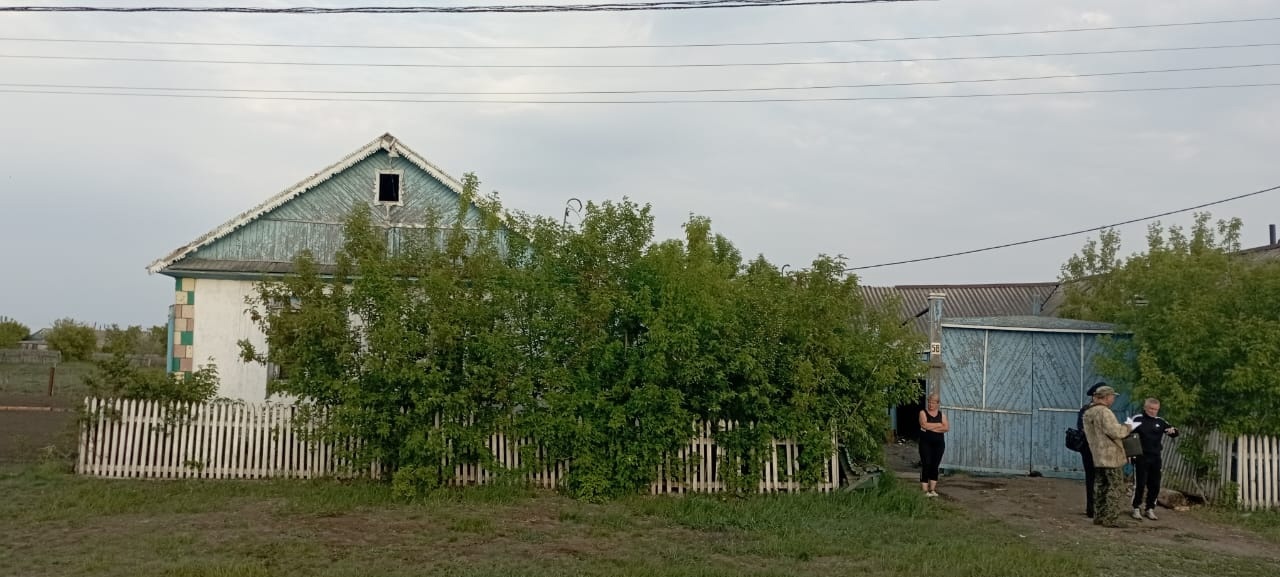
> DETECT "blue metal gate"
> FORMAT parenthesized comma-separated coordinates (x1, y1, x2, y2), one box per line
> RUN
(938, 317, 1122, 478)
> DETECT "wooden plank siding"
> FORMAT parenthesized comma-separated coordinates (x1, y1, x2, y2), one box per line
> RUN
(939, 320, 1130, 479)
(195, 152, 477, 266)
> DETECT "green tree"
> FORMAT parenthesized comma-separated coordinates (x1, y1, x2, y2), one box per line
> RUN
(241, 174, 923, 499)
(101, 324, 145, 354)
(84, 352, 219, 404)
(1060, 213, 1280, 483)
(0, 316, 29, 349)
(45, 318, 98, 361)
(146, 325, 168, 356)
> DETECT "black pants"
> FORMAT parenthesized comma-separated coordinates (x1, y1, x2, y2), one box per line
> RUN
(1081, 449, 1096, 517)
(919, 436, 945, 483)
(1132, 454, 1163, 510)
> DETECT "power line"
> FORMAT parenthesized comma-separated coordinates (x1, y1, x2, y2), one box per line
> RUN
(3, 62, 1277, 96)
(845, 184, 1280, 271)
(0, 0, 923, 15)
(2, 15, 1277, 50)
(3, 41, 1280, 70)
(2, 80, 1278, 103)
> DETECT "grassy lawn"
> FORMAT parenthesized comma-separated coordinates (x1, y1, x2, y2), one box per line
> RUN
(1195, 508, 1280, 545)
(1, 462, 1275, 577)
(0, 361, 99, 402)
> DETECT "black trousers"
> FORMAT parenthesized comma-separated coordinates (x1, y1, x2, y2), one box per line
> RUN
(1081, 449, 1096, 516)
(919, 436, 945, 483)
(1132, 454, 1163, 510)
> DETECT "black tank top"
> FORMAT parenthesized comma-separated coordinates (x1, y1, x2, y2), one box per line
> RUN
(921, 409, 945, 442)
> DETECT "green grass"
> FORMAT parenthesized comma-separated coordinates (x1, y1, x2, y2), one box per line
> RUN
(0, 360, 99, 401)
(1, 464, 1276, 577)
(1194, 508, 1280, 544)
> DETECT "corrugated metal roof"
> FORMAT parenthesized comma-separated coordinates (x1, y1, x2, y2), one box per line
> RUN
(861, 283, 1064, 336)
(942, 316, 1117, 333)
(1236, 242, 1280, 262)
(165, 259, 339, 275)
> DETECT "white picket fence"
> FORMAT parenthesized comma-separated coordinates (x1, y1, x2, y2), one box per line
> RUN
(76, 398, 568, 486)
(650, 420, 840, 494)
(77, 398, 370, 480)
(1162, 430, 1280, 510)
(77, 398, 840, 493)
(1237, 435, 1280, 511)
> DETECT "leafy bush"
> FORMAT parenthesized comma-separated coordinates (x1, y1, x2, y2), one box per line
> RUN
(84, 350, 218, 404)
(45, 318, 97, 361)
(241, 174, 923, 499)
(0, 316, 29, 349)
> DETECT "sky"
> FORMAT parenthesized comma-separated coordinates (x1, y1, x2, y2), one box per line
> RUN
(1, 0, 1279, 330)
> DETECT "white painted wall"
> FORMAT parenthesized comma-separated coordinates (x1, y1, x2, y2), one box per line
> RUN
(192, 278, 269, 400)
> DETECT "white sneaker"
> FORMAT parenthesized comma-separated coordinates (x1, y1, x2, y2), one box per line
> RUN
(928, 491, 939, 497)
(1131, 508, 1144, 520)
(1145, 508, 1159, 521)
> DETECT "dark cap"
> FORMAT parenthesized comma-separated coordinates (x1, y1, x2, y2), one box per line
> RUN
(1086, 382, 1106, 397)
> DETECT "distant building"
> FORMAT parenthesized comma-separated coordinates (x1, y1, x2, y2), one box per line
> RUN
(17, 328, 50, 351)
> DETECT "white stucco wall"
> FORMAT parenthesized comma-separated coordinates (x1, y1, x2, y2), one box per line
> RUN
(192, 278, 269, 400)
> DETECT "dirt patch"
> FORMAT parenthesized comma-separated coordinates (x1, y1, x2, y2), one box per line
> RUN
(886, 442, 1280, 561)
(0, 409, 78, 463)
(0, 392, 80, 409)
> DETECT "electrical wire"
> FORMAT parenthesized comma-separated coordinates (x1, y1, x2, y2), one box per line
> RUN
(1, 15, 1277, 50)
(0, 0, 926, 15)
(2, 61, 1275, 95)
(4, 41, 1280, 69)
(845, 184, 1280, 271)
(2, 80, 1278, 103)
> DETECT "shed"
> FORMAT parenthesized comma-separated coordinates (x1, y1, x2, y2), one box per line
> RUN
(863, 285, 1067, 441)
(937, 316, 1131, 479)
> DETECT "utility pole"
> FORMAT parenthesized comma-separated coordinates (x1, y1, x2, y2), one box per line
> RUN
(926, 292, 945, 399)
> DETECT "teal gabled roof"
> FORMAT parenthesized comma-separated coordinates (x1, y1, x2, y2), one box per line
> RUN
(147, 133, 468, 275)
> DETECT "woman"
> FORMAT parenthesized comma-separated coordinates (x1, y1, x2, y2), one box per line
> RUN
(918, 394, 949, 497)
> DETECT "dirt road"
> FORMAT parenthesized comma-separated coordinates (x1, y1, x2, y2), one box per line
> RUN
(885, 441, 1279, 561)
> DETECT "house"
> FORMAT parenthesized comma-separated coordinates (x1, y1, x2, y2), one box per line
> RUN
(146, 133, 486, 401)
(17, 328, 50, 351)
(17, 326, 109, 351)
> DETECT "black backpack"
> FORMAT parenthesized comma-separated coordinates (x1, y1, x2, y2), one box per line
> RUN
(1066, 404, 1092, 453)
(1065, 427, 1087, 453)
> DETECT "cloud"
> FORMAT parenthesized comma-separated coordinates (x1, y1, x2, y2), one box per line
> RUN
(1, 0, 1279, 328)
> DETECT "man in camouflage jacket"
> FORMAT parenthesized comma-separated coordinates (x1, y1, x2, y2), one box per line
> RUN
(1083, 385, 1134, 528)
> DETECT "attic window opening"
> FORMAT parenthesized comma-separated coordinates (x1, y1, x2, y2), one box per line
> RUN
(377, 171, 402, 204)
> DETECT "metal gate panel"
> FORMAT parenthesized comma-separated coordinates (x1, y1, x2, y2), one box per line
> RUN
(940, 328, 1034, 475)
(940, 407, 1032, 476)
(941, 329, 985, 409)
(983, 331, 1034, 413)
(1031, 333, 1085, 477)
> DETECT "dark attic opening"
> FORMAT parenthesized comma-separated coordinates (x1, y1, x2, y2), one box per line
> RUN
(378, 172, 401, 203)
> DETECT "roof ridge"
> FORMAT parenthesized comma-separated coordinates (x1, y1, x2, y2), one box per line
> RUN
(892, 282, 1059, 289)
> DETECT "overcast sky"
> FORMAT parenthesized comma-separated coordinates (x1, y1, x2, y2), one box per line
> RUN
(1, 0, 1279, 330)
